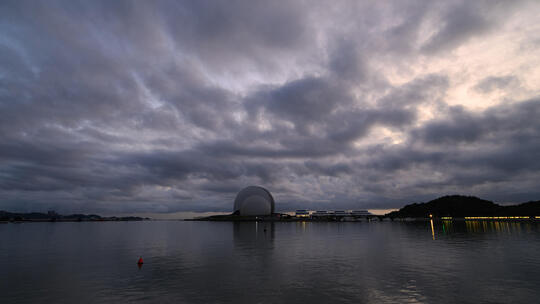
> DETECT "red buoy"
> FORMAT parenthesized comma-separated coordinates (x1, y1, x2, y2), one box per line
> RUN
(137, 257, 144, 265)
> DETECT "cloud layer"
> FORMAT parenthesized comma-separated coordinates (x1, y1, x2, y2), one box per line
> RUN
(1, 0, 540, 213)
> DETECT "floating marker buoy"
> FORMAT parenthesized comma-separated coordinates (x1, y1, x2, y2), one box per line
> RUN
(137, 257, 144, 265)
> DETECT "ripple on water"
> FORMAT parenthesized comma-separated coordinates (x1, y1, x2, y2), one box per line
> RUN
(2, 221, 540, 303)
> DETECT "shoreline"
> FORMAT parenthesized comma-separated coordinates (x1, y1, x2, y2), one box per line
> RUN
(186, 215, 540, 222)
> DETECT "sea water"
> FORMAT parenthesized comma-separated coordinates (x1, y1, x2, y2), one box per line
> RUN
(2, 220, 540, 303)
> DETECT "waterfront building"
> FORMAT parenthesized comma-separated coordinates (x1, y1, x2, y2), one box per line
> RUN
(312, 211, 329, 218)
(351, 210, 372, 217)
(295, 210, 309, 217)
(333, 211, 347, 217)
(233, 186, 275, 216)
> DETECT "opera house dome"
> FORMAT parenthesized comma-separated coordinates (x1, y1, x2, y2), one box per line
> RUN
(233, 186, 275, 216)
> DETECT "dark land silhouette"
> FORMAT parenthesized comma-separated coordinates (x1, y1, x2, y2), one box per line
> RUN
(3, 195, 540, 222)
(0, 210, 147, 222)
(387, 195, 540, 218)
(194, 195, 540, 221)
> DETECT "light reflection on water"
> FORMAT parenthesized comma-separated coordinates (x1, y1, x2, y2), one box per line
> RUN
(2, 221, 540, 303)
(430, 219, 537, 236)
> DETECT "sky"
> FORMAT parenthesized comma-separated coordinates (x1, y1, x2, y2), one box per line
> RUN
(1, 0, 540, 215)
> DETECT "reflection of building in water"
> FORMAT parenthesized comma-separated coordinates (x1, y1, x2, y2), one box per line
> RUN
(465, 220, 532, 233)
(428, 219, 535, 238)
(233, 222, 275, 246)
(427, 220, 534, 235)
(296, 221, 308, 233)
(428, 220, 456, 239)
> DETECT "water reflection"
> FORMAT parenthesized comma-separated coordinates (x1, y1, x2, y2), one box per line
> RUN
(233, 222, 274, 247)
(465, 220, 533, 234)
(3, 221, 540, 303)
(430, 219, 435, 240)
(428, 219, 538, 239)
(297, 221, 307, 233)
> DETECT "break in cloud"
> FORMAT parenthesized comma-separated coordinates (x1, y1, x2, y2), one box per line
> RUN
(1, 0, 540, 214)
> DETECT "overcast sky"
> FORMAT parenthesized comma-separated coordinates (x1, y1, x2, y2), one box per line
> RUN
(1, 0, 540, 214)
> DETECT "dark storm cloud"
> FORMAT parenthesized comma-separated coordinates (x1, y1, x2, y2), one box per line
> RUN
(419, 0, 526, 54)
(413, 98, 540, 145)
(0, 0, 538, 214)
(355, 98, 540, 203)
(328, 39, 369, 83)
(161, 1, 311, 68)
(377, 74, 449, 108)
(420, 2, 491, 54)
(474, 75, 520, 94)
(257, 77, 347, 125)
(239, 70, 439, 157)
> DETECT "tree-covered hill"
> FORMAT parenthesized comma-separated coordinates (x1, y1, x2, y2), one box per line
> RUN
(386, 195, 540, 218)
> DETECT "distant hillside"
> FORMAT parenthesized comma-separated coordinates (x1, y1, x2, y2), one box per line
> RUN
(502, 200, 540, 216)
(386, 195, 540, 218)
(0, 211, 148, 222)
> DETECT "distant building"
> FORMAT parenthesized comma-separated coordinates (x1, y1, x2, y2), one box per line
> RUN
(333, 211, 347, 217)
(233, 186, 275, 216)
(312, 210, 329, 217)
(351, 210, 372, 217)
(295, 210, 309, 217)
(309, 210, 372, 219)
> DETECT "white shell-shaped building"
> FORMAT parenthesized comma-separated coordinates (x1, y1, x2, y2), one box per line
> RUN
(233, 186, 275, 216)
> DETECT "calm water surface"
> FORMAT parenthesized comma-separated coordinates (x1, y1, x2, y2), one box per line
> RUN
(2, 220, 540, 303)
